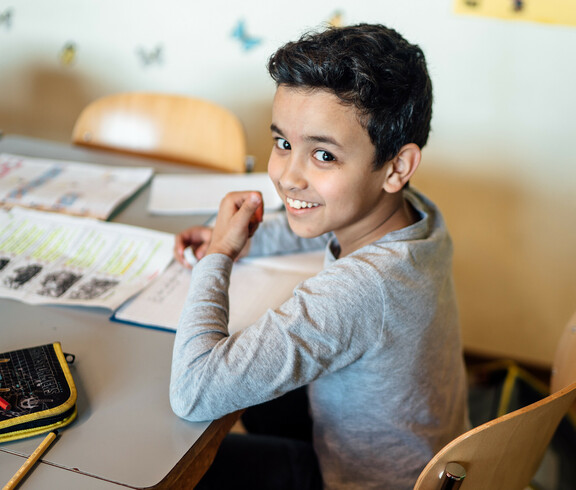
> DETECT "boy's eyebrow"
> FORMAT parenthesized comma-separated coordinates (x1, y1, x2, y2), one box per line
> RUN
(306, 134, 343, 149)
(270, 124, 343, 148)
(270, 123, 284, 136)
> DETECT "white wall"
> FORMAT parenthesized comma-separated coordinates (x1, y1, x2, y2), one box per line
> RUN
(1, 0, 575, 365)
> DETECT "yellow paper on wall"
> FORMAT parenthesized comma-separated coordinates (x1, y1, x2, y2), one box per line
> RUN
(454, 0, 576, 27)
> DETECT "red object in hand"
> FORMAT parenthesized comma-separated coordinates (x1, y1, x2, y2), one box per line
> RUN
(248, 201, 264, 238)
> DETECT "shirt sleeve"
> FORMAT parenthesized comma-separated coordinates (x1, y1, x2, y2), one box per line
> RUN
(169, 251, 385, 422)
(248, 212, 332, 257)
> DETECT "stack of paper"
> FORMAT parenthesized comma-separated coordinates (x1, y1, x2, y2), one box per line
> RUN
(147, 173, 284, 215)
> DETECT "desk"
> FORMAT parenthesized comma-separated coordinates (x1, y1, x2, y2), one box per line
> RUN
(0, 135, 238, 489)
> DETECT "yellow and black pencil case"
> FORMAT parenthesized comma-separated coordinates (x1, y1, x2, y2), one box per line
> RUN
(0, 342, 77, 443)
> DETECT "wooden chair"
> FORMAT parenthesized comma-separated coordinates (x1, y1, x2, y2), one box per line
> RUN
(413, 311, 576, 490)
(72, 92, 247, 173)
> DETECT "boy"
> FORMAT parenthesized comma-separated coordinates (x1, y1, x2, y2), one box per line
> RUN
(171, 23, 468, 489)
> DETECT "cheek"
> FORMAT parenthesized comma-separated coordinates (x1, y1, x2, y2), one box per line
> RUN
(267, 154, 282, 183)
(321, 177, 370, 214)
(315, 176, 351, 207)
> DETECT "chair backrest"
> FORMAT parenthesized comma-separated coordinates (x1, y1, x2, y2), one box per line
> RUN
(413, 311, 576, 490)
(72, 92, 247, 173)
(551, 310, 576, 393)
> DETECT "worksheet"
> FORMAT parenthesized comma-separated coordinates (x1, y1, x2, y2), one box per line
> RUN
(0, 207, 174, 309)
(0, 153, 153, 219)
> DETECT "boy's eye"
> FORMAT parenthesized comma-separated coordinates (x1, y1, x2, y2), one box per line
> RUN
(313, 150, 336, 162)
(274, 138, 291, 150)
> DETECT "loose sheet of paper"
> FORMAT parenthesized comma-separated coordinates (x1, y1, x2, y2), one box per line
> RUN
(147, 173, 283, 214)
(113, 251, 325, 333)
(0, 207, 174, 309)
(0, 153, 153, 219)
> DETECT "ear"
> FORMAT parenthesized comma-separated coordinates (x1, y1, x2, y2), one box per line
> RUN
(382, 143, 421, 193)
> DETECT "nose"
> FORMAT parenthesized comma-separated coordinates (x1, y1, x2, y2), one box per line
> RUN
(278, 155, 307, 192)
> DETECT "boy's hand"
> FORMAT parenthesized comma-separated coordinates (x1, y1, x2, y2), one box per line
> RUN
(174, 226, 213, 268)
(207, 191, 263, 261)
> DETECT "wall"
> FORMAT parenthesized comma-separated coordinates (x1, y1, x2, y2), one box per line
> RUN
(1, 0, 575, 366)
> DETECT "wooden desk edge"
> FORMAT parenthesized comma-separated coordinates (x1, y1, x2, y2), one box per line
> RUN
(145, 410, 243, 489)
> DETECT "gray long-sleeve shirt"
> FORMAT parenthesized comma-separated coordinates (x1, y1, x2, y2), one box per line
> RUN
(170, 188, 468, 489)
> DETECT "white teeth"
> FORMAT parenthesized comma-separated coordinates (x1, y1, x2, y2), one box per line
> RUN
(286, 197, 319, 209)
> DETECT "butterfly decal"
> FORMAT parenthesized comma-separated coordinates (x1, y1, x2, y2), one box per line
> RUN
(0, 8, 13, 29)
(136, 44, 164, 66)
(231, 20, 262, 51)
(328, 10, 344, 27)
(59, 42, 77, 66)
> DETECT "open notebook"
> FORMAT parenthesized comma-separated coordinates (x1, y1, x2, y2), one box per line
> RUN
(112, 251, 325, 333)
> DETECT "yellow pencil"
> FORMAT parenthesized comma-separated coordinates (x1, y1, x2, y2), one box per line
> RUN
(3, 431, 58, 490)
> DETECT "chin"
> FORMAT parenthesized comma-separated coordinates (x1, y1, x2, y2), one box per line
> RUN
(286, 219, 323, 239)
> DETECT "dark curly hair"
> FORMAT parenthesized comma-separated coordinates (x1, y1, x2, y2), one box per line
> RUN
(267, 24, 433, 170)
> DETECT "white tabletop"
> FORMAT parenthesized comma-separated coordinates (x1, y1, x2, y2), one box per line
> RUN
(2, 451, 126, 489)
(0, 135, 216, 488)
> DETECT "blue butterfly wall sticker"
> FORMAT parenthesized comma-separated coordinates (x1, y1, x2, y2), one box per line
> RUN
(231, 20, 262, 51)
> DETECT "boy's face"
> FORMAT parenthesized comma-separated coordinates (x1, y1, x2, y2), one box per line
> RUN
(268, 86, 395, 256)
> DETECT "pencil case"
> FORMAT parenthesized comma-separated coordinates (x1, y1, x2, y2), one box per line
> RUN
(0, 342, 77, 443)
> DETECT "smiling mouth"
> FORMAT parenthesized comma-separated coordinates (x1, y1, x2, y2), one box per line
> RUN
(286, 197, 320, 209)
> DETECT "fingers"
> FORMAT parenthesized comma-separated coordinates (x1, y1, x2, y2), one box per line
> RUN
(207, 191, 263, 260)
(173, 226, 213, 267)
(219, 191, 262, 222)
(248, 195, 264, 238)
(234, 192, 263, 237)
(174, 192, 263, 265)
(194, 241, 210, 261)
